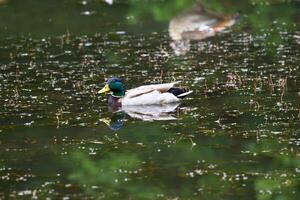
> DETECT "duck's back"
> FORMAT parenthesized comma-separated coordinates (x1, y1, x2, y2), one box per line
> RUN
(125, 82, 179, 98)
(122, 90, 180, 106)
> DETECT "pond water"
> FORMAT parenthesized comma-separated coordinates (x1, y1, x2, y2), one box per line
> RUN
(0, 0, 300, 199)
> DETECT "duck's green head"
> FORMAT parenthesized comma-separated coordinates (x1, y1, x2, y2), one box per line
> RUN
(98, 77, 125, 97)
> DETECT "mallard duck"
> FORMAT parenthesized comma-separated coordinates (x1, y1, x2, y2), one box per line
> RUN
(98, 78, 192, 106)
(169, 1, 240, 55)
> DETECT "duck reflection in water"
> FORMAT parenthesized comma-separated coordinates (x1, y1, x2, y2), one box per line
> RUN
(100, 103, 180, 131)
(169, 0, 240, 55)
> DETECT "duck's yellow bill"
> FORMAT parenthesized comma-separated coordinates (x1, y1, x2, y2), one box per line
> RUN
(98, 84, 110, 94)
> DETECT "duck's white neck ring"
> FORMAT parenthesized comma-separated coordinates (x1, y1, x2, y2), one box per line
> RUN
(111, 94, 124, 98)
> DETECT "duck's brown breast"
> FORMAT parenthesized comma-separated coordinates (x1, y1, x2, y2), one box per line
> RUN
(107, 94, 122, 107)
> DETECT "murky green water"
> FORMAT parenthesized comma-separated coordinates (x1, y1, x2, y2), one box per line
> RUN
(1, 0, 300, 199)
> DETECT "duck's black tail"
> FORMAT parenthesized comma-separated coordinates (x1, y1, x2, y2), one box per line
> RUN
(167, 87, 193, 99)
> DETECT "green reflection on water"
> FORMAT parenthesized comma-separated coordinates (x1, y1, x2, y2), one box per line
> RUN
(1, 0, 299, 37)
(61, 121, 300, 199)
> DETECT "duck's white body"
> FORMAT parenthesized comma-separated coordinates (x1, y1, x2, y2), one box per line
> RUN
(120, 82, 191, 106)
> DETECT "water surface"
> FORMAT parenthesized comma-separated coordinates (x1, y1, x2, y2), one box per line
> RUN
(0, 0, 300, 199)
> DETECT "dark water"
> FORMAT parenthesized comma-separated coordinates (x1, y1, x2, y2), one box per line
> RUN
(1, 0, 300, 199)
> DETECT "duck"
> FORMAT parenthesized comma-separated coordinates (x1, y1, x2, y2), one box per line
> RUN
(98, 77, 192, 106)
(169, 1, 240, 55)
